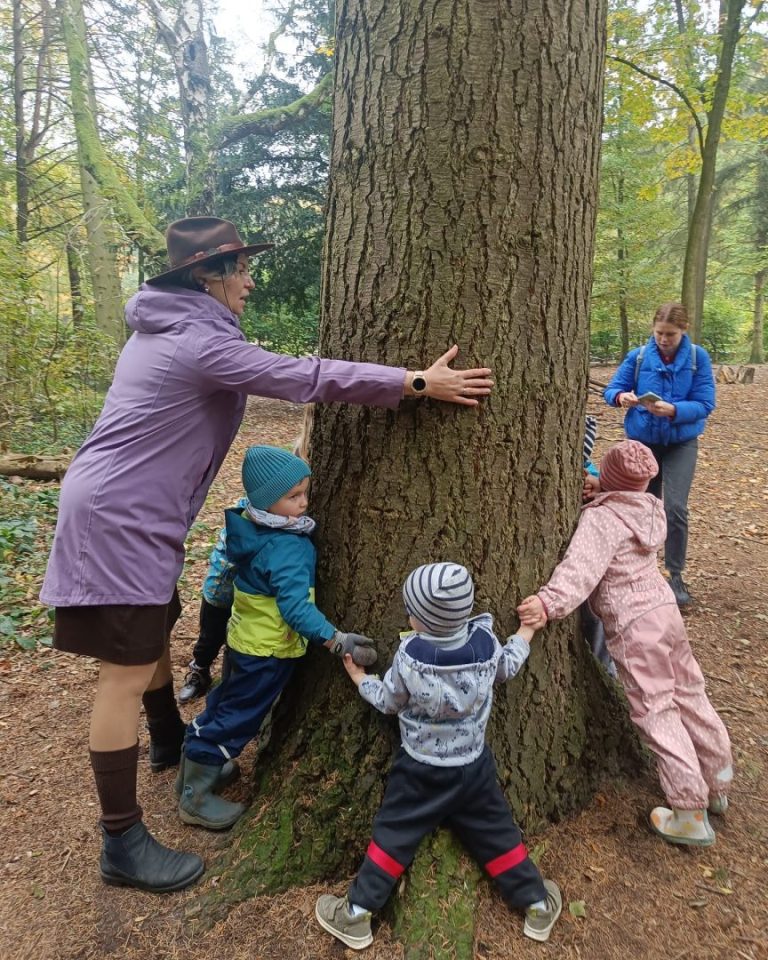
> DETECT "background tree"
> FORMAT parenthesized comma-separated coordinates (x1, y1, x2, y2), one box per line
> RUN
(605, 0, 763, 342)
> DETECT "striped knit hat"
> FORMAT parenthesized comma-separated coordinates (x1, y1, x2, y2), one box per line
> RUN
(599, 439, 658, 492)
(402, 562, 475, 636)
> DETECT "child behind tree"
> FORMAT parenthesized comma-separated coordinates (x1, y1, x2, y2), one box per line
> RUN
(177, 445, 377, 831)
(519, 440, 732, 846)
(315, 562, 562, 950)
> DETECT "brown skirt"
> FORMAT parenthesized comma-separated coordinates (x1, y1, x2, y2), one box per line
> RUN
(52, 589, 182, 666)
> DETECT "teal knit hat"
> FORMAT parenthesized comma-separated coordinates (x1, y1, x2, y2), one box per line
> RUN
(242, 445, 311, 510)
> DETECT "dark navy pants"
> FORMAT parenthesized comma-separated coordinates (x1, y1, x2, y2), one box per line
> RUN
(349, 747, 547, 912)
(184, 646, 296, 765)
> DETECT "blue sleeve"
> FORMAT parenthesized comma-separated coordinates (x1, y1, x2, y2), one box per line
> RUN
(603, 348, 640, 407)
(262, 539, 336, 645)
(672, 347, 716, 425)
(202, 525, 236, 607)
(585, 459, 599, 477)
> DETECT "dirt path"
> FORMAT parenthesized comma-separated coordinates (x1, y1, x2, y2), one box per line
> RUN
(0, 378, 766, 960)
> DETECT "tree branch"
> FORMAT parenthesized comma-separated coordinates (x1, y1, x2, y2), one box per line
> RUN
(217, 72, 333, 147)
(607, 53, 705, 156)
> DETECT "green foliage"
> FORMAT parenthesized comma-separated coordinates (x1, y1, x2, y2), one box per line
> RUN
(592, 0, 768, 358)
(0, 478, 58, 651)
(241, 304, 319, 356)
(700, 292, 749, 362)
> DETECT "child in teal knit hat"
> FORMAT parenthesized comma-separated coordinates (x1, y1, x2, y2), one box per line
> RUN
(178, 445, 377, 831)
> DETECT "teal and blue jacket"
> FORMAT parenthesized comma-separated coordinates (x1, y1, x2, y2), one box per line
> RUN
(223, 507, 335, 658)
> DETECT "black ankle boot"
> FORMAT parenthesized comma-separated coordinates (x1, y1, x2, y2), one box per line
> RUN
(177, 664, 213, 704)
(100, 821, 204, 892)
(148, 716, 186, 773)
(669, 573, 693, 607)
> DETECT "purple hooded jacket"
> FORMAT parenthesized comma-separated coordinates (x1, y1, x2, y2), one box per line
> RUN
(40, 285, 404, 607)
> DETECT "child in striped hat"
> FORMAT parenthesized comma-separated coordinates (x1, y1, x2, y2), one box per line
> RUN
(315, 562, 562, 950)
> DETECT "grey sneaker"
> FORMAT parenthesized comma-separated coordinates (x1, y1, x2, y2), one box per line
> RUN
(315, 894, 373, 950)
(668, 574, 693, 607)
(523, 880, 562, 943)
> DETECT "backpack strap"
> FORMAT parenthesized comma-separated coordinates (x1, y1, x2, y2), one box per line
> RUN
(633, 344, 647, 389)
(691, 343, 698, 374)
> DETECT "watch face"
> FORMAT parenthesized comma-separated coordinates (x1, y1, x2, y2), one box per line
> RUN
(412, 375, 427, 393)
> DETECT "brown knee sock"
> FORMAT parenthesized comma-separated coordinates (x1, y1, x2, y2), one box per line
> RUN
(142, 681, 184, 744)
(90, 742, 143, 835)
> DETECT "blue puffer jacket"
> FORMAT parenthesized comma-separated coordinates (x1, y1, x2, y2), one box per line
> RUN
(603, 335, 715, 446)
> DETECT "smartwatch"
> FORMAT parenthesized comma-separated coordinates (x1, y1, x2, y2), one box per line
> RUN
(411, 372, 428, 395)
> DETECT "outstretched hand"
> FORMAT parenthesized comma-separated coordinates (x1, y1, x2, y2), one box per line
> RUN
(517, 595, 548, 629)
(417, 345, 494, 406)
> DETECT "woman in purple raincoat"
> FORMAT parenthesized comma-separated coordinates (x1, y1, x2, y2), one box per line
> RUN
(40, 217, 493, 894)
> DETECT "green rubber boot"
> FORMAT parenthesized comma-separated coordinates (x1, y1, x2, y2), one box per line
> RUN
(179, 758, 246, 830)
(174, 748, 240, 797)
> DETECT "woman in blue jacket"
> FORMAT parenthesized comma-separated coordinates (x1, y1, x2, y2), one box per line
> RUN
(603, 303, 715, 606)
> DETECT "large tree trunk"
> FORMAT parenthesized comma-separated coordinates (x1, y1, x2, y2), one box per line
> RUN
(197, 0, 642, 950)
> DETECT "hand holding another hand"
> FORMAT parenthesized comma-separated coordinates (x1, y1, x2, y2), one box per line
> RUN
(329, 630, 378, 667)
(517, 595, 548, 629)
(343, 653, 367, 685)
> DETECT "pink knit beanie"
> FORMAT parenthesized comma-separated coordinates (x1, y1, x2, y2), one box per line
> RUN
(599, 440, 658, 492)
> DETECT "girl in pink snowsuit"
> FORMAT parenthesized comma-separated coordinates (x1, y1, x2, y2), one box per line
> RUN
(519, 440, 732, 847)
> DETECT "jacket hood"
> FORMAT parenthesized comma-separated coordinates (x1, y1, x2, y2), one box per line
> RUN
(584, 491, 666, 552)
(125, 283, 240, 334)
(224, 508, 273, 565)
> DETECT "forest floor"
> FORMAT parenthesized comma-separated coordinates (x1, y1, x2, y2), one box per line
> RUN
(0, 367, 767, 960)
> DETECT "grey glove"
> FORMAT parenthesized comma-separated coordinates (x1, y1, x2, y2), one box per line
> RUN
(330, 630, 378, 667)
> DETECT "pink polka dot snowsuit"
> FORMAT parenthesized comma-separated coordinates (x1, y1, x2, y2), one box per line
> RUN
(538, 491, 732, 810)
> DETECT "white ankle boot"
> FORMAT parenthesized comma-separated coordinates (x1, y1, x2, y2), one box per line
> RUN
(650, 806, 715, 847)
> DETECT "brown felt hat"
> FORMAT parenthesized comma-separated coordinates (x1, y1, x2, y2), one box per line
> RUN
(146, 217, 274, 285)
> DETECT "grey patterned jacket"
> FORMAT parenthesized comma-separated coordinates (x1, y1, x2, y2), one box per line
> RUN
(358, 614, 530, 767)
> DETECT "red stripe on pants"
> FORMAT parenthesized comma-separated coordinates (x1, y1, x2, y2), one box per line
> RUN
(366, 840, 405, 878)
(485, 843, 528, 878)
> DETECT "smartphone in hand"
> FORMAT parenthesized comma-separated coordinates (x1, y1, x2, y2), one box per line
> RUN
(636, 391, 663, 407)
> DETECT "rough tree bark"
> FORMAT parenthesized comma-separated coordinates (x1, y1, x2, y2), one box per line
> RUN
(193, 1, 642, 953)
